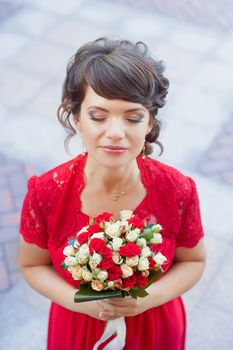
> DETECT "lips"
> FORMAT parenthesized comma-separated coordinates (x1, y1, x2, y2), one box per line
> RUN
(101, 146, 128, 150)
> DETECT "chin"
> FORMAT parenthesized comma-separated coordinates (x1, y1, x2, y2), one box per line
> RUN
(90, 153, 127, 166)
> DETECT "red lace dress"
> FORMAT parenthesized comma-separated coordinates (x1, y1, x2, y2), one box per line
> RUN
(20, 153, 204, 350)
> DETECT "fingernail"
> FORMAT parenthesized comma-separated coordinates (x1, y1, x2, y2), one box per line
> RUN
(99, 312, 103, 318)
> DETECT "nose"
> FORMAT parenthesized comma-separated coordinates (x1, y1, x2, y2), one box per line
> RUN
(105, 117, 125, 140)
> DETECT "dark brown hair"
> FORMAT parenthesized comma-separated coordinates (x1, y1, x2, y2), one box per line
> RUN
(57, 37, 169, 156)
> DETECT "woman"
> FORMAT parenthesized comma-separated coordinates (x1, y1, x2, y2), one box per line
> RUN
(19, 38, 206, 350)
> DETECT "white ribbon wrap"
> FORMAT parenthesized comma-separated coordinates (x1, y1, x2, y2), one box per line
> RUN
(93, 317, 126, 350)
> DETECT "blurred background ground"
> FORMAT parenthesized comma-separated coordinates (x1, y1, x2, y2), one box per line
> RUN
(0, 0, 233, 349)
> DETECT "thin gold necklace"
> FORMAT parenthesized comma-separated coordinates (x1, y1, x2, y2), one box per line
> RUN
(84, 172, 141, 201)
(110, 172, 141, 201)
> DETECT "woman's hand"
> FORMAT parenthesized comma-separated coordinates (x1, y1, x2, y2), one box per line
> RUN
(95, 295, 153, 321)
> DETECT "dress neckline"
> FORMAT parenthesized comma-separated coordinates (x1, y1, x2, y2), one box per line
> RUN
(76, 152, 150, 221)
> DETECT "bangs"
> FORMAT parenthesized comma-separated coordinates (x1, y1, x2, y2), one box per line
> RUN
(84, 54, 156, 107)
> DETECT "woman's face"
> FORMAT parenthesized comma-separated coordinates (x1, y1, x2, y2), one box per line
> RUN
(75, 85, 152, 168)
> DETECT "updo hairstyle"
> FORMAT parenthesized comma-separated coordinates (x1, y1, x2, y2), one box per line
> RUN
(57, 37, 169, 156)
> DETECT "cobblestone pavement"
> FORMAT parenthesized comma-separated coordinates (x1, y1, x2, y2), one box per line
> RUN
(0, 0, 233, 349)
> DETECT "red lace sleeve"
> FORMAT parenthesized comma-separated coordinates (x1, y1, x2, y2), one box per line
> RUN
(20, 176, 48, 249)
(176, 177, 204, 248)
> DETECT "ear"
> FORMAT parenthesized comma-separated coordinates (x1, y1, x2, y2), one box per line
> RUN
(146, 116, 154, 135)
(74, 113, 81, 132)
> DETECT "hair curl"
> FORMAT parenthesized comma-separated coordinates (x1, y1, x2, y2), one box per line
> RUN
(57, 37, 169, 156)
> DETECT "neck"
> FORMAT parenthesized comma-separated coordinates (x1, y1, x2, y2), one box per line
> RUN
(84, 155, 140, 194)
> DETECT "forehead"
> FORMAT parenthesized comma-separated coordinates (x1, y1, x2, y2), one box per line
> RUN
(82, 86, 147, 112)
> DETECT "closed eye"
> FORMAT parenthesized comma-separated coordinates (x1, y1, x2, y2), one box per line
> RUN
(89, 115, 106, 122)
(127, 118, 143, 123)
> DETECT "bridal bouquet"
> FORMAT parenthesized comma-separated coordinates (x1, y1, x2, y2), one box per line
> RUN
(61, 210, 167, 302)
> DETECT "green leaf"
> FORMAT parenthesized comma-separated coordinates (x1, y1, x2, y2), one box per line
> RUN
(61, 262, 68, 270)
(140, 228, 154, 241)
(146, 268, 163, 288)
(74, 285, 129, 303)
(129, 287, 149, 299)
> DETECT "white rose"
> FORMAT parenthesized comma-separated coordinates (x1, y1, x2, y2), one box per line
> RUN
(153, 224, 162, 233)
(126, 229, 140, 242)
(77, 225, 88, 235)
(73, 240, 80, 249)
(89, 260, 97, 270)
(136, 237, 147, 248)
(121, 263, 133, 278)
(150, 233, 162, 244)
(141, 246, 151, 258)
(63, 246, 75, 256)
(107, 281, 115, 289)
(91, 280, 104, 291)
(105, 223, 121, 238)
(76, 244, 90, 264)
(112, 237, 123, 251)
(119, 220, 130, 233)
(125, 256, 139, 267)
(112, 251, 123, 265)
(77, 255, 89, 265)
(153, 252, 167, 265)
(120, 210, 133, 221)
(137, 257, 149, 271)
(71, 265, 83, 280)
(82, 269, 93, 282)
(64, 256, 77, 266)
(79, 244, 90, 257)
(92, 253, 102, 265)
(91, 232, 105, 239)
(97, 270, 108, 282)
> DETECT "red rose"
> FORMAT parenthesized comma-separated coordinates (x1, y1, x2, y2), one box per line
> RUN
(101, 245, 112, 258)
(148, 256, 156, 270)
(119, 242, 141, 257)
(94, 212, 113, 224)
(128, 217, 144, 231)
(114, 278, 123, 288)
(89, 238, 105, 255)
(107, 265, 123, 281)
(88, 223, 102, 235)
(149, 244, 161, 254)
(136, 273, 148, 288)
(122, 274, 136, 289)
(77, 231, 90, 245)
(99, 257, 114, 270)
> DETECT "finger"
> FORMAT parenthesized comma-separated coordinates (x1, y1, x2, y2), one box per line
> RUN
(102, 299, 136, 306)
(98, 311, 117, 320)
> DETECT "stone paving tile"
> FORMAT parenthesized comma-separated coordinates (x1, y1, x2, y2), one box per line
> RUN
(0, 259, 11, 291)
(113, 0, 233, 32)
(198, 115, 233, 185)
(0, 111, 67, 168)
(47, 18, 111, 50)
(1, 7, 58, 38)
(10, 41, 70, 77)
(186, 304, 233, 350)
(183, 235, 229, 314)
(0, 32, 28, 60)
(201, 244, 233, 314)
(0, 286, 48, 350)
(0, 153, 37, 291)
(0, 0, 23, 24)
(4, 239, 20, 271)
(0, 64, 47, 109)
(191, 60, 233, 93)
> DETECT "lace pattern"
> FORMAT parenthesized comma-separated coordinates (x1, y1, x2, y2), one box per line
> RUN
(20, 153, 204, 253)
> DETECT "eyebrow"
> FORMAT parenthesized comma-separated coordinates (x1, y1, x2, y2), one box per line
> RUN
(87, 106, 146, 113)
